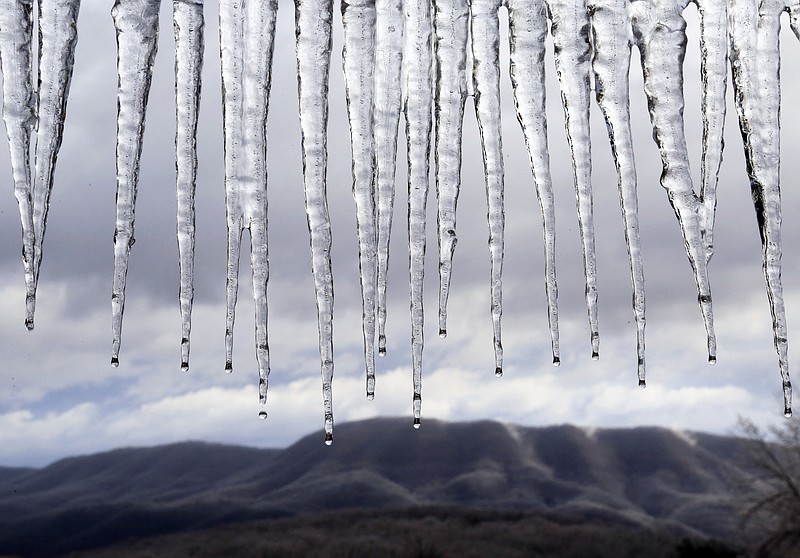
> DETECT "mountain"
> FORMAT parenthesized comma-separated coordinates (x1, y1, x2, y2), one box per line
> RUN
(0, 419, 757, 557)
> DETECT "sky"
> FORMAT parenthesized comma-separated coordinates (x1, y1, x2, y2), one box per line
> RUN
(0, 0, 799, 467)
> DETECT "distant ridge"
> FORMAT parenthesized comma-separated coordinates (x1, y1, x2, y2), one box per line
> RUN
(0, 418, 754, 557)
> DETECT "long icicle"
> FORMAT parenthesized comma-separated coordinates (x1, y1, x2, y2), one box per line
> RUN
(110, 0, 161, 367)
(341, 0, 378, 399)
(433, 0, 468, 340)
(219, 0, 277, 414)
(295, 0, 336, 442)
(31, 0, 81, 329)
(588, 0, 647, 385)
(729, 0, 791, 415)
(631, 0, 716, 364)
(374, 0, 403, 358)
(174, 0, 204, 372)
(0, 0, 35, 330)
(693, 0, 727, 264)
(507, 0, 561, 365)
(404, 0, 433, 427)
(470, 0, 505, 376)
(547, 0, 599, 358)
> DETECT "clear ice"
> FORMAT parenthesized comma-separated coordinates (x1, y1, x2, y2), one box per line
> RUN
(404, 0, 434, 427)
(110, 0, 162, 367)
(0, 0, 35, 330)
(374, 0, 403, 358)
(341, 0, 378, 398)
(295, 0, 336, 442)
(508, 0, 561, 365)
(32, 0, 81, 330)
(174, 0, 204, 373)
(729, 0, 798, 416)
(219, 0, 277, 412)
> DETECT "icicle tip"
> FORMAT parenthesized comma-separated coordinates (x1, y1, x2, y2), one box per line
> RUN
(438, 329, 447, 339)
(638, 379, 646, 390)
(110, 356, 120, 368)
(324, 432, 333, 445)
(591, 351, 599, 361)
(224, 361, 233, 374)
(413, 417, 421, 429)
(180, 361, 190, 373)
(552, 356, 561, 367)
(495, 366, 503, 378)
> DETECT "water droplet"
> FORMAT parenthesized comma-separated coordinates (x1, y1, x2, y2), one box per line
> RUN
(552, 356, 560, 366)
(25, 319, 34, 331)
(413, 417, 421, 429)
(378, 347, 386, 357)
(438, 329, 447, 338)
(367, 392, 375, 401)
(708, 354, 716, 365)
(258, 410, 268, 420)
(591, 351, 599, 361)
(638, 379, 647, 390)
(180, 361, 189, 373)
(324, 432, 333, 445)
(785, 407, 792, 418)
(224, 361, 233, 374)
(495, 367, 503, 377)
(110, 357, 119, 368)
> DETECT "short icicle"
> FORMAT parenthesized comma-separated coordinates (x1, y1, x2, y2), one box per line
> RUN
(110, 0, 161, 367)
(588, 0, 646, 384)
(432, 0, 468, 340)
(692, 0, 727, 264)
(341, 0, 378, 399)
(507, 0, 561, 365)
(729, 0, 792, 415)
(219, 0, 277, 411)
(374, 0, 404, 358)
(470, 0, 505, 376)
(404, 0, 434, 427)
(295, 0, 336, 442)
(630, 0, 716, 364)
(547, 0, 599, 359)
(0, 0, 35, 330)
(31, 0, 81, 329)
(174, 0, 204, 373)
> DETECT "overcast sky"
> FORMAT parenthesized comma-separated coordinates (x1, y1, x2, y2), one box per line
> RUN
(0, 0, 799, 466)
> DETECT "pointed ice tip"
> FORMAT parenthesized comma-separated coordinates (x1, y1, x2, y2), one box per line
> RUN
(552, 356, 561, 367)
(180, 362, 190, 373)
(438, 329, 447, 339)
(110, 356, 120, 368)
(258, 410, 268, 420)
(413, 417, 421, 429)
(224, 361, 233, 374)
(495, 367, 503, 378)
(324, 432, 333, 445)
(638, 379, 647, 390)
(591, 351, 599, 361)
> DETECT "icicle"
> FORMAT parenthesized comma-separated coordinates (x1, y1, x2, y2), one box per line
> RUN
(507, 0, 561, 365)
(219, 0, 277, 412)
(173, 0, 204, 372)
(404, 0, 433, 427)
(630, 0, 716, 364)
(0, 0, 35, 330)
(470, 0, 505, 376)
(295, 0, 336, 442)
(547, 0, 598, 358)
(31, 0, 81, 330)
(341, 0, 378, 399)
(588, 0, 646, 384)
(728, 0, 792, 415)
(374, 0, 403, 357)
(692, 0, 727, 264)
(432, 0, 468, 341)
(110, 0, 161, 367)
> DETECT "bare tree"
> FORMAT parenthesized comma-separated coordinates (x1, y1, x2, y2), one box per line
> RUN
(739, 417, 800, 557)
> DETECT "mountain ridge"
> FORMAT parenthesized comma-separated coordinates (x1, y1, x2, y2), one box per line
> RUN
(0, 418, 757, 557)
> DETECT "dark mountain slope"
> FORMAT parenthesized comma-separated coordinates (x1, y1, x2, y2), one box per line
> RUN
(0, 418, 756, 557)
